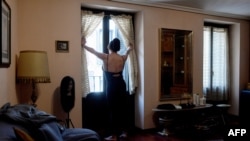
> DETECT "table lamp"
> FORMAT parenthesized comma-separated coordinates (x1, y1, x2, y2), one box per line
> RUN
(17, 50, 50, 107)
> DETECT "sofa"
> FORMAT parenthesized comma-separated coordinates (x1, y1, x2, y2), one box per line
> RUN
(0, 103, 100, 141)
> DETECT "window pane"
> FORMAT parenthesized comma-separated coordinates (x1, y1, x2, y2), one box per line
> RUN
(109, 20, 127, 55)
(203, 25, 229, 101)
(212, 28, 227, 87)
(86, 21, 103, 92)
(203, 27, 211, 89)
(86, 19, 129, 92)
(109, 20, 129, 90)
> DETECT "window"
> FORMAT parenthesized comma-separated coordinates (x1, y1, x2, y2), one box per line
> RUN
(203, 23, 230, 101)
(84, 10, 133, 92)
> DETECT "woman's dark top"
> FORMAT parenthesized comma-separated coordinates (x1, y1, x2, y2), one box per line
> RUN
(104, 54, 126, 101)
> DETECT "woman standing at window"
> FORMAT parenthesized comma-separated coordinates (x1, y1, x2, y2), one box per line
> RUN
(82, 36, 133, 141)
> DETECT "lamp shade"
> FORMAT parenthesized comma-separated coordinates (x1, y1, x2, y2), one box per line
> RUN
(17, 50, 50, 83)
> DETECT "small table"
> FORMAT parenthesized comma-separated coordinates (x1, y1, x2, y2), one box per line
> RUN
(152, 104, 213, 136)
(152, 104, 213, 112)
(216, 104, 231, 125)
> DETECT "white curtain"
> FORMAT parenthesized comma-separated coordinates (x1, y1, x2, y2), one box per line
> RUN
(81, 11, 104, 97)
(110, 14, 138, 94)
(203, 26, 230, 101)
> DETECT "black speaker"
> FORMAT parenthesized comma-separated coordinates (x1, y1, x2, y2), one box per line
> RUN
(60, 76, 75, 113)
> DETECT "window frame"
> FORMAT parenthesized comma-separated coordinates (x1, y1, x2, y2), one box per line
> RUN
(82, 7, 134, 93)
(203, 22, 230, 101)
(81, 7, 134, 52)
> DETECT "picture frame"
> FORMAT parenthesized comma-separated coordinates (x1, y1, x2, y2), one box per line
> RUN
(0, 0, 11, 67)
(56, 40, 69, 53)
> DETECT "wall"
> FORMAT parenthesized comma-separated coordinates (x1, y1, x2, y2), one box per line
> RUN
(0, 0, 249, 130)
(127, 2, 249, 129)
(16, 0, 83, 127)
(0, 0, 18, 106)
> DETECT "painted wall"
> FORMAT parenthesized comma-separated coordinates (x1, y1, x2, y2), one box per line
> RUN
(0, 0, 249, 129)
(0, 0, 18, 106)
(16, 0, 83, 127)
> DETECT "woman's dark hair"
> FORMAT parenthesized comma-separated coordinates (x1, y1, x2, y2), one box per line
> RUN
(108, 38, 120, 52)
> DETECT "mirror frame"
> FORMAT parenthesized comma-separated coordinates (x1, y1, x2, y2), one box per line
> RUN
(159, 28, 193, 101)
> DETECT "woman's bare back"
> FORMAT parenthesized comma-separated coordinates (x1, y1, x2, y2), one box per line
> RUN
(104, 53, 125, 73)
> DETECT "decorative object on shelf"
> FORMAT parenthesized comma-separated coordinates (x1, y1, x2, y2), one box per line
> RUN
(246, 83, 250, 90)
(0, 0, 11, 67)
(56, 40, 69, 53)
(16, 50, 51, 107)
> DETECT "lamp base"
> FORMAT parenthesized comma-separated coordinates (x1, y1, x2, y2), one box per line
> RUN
(31, 81, 38, 107)
(31, 93, 37, 107)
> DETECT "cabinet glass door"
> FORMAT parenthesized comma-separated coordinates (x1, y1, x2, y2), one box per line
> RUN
(159, 28, 193, 101)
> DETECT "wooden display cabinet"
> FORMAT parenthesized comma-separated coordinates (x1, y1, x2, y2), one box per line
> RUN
(159, 28, 193, 100)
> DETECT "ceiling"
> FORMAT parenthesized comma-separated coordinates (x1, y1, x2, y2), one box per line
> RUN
(111, 0, 250, 20)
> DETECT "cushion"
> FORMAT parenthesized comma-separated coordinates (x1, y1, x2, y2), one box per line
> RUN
(0, 120, 18, 140)
(62, 128, 100, 141)
(37, 122, 63, 141)
(13, 127, 34, 141)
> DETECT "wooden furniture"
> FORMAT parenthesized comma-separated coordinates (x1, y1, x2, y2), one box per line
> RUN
(216, 104, 231, 125)
(153, 104, 216, 135)
(159, 28, 193, 101)
(153, 104, 213, 112)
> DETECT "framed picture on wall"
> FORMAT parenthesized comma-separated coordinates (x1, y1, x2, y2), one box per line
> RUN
(0, 0, 11, 67)
(56, 40, 69, 53)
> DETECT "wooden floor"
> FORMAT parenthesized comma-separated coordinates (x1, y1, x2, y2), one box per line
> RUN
(121, 134, 223, 141)
(119, 130, 224, 141)
(99, 127, 225, 141)
(98, 115, 243, 141)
